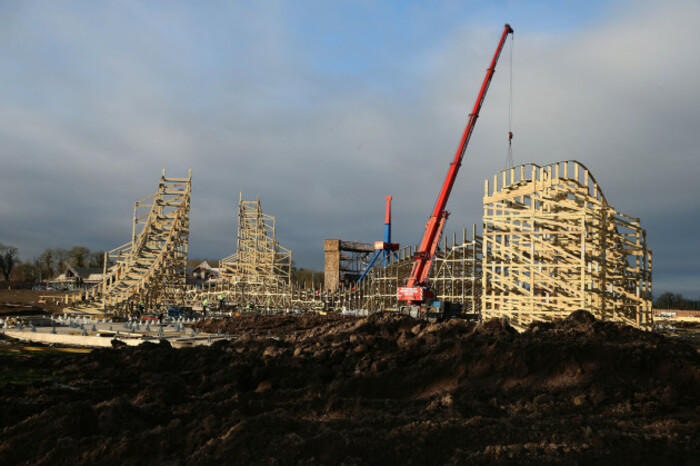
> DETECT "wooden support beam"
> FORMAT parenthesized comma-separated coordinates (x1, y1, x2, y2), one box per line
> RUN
(482, 160, 652, 329)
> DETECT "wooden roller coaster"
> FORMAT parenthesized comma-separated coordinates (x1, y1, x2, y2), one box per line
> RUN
(62, 160, 651, 332)
(334, 227, 482, 313)
(216, 195, 296, 308)
(481, 160, 652, 329)
(67, 170, 191, 314)
(337, 160, 652, 330)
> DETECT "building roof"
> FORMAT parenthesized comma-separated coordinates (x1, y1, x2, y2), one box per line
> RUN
(67, 266, 104, 279)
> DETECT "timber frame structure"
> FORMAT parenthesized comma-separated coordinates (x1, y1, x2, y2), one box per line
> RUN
(60, 161, 651, 331)
(481, 161, 652, 330)
(216, 195, 293, 308)
(69, 170, 191, 314)
(334, 227, 482, 313)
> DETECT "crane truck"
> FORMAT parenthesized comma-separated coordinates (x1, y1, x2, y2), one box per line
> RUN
(397, 24, 513, 319)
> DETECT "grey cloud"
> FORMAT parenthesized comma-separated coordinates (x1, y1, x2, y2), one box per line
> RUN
(1, 1, 698, 298)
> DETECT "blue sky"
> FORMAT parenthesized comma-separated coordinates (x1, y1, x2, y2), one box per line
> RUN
(1, 0, 699, 298)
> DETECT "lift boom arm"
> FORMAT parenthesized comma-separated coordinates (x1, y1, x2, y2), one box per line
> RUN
(399, 24, 513, 300)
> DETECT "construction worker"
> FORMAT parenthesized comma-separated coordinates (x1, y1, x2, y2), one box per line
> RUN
(138, 299, 145, 317)
(218, 293, 225, 310)
(202, 297, 210, 315)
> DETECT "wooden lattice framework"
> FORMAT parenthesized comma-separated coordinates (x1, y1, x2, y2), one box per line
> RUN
(482, 161, 652, 329)
(217, 195, 292, 307)
(335, 228, 481, 312)
(71, 170, 191, 313)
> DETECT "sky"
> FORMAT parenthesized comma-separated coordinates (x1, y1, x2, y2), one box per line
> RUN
(1, 0, 698, 298)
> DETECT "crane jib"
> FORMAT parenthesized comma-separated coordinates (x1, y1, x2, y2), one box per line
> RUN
(399, 24, 513, 300)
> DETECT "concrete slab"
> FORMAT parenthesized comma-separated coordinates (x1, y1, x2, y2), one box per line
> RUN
(0, 318, 227, 349)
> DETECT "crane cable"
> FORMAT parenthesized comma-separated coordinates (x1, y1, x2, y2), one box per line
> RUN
(506, 32, 514, 169)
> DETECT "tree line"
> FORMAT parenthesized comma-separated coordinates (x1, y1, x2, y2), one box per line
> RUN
(653, 292, 700, 311)
(1, 245, 326, 289)
(0, 243, 108, 283)
(291, 265, 324, 289)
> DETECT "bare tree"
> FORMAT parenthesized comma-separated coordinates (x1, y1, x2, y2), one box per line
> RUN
(35, 249, 56, 279)
(0, 244, 19, 281)
(53, 248, 69, 273)
(67, 246, 91, 268)
(89, 251, 107, 268)
(13, 260, 36, 281)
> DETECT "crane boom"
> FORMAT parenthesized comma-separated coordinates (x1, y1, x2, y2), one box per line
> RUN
(398, 24, 513, 303)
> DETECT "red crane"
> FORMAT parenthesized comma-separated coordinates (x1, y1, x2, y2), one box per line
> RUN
(398, 23, 513, 304)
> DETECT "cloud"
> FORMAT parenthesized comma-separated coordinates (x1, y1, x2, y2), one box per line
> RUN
(0, 0, 698, 298)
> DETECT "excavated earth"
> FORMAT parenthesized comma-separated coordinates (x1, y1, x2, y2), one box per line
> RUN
(1, 311, 698, 465)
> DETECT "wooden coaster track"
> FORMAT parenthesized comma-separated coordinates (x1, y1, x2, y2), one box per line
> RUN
(62, 161, 651, 330)
(215, 195, 293, 309)
(482, 160, 652, 329)
(68, 170, 191, 314)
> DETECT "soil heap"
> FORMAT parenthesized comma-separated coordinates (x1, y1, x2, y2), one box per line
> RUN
(1, 311, 698, 464)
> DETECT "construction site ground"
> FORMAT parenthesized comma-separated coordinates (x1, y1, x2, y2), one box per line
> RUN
(0, 310, 698, 464)
(0, 317, 222, 349)
(0, 289, 71, 315)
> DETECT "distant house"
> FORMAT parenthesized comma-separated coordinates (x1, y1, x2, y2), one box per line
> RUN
(50, 266, 105, 289)
(187, 261, 220, 288)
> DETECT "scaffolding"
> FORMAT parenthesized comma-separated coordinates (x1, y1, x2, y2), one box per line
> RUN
(482, 161, 652, 330)
(69, 170, 191, 314)
(324, 240, 375, 291)
(217, 195, 293, 308)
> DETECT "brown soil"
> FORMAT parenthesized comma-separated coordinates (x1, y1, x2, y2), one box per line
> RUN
(0, 311, 698, 464)
(0, 289, 71, 315)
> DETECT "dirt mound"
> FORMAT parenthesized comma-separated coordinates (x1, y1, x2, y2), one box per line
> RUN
(1, 311, 698, 464)
(195, 312, 357, 338)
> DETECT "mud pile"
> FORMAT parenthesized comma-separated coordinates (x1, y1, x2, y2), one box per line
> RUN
(195, 312, 357, 338)
(1, 311, 698, 464)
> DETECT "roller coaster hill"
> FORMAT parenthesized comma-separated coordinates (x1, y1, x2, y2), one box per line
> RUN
(62, 25, 652, 330)
(60, 158, 651, 332)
